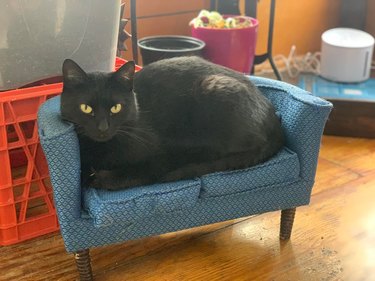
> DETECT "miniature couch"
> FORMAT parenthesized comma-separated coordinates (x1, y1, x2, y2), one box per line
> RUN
(38, 76, 332, 280)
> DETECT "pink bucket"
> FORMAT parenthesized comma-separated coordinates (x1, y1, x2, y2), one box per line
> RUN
(191, 16, 258, 73)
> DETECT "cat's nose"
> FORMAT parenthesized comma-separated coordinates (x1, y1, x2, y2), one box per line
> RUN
(98, 119, 109, 132)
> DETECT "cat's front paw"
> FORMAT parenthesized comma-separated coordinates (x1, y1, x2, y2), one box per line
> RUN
(89, 170, 153, 190)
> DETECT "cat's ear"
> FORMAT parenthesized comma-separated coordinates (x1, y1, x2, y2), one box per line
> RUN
(113, 61, 135, 82)
(62, 59, 88, 87)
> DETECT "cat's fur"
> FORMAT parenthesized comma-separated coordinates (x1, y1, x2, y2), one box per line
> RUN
(61, 56, 284, 190)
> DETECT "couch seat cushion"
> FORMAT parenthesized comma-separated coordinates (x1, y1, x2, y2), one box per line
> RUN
(83, 179, 201, 227)
(83, 147, 300, 228)
(200, 147, 300, 197)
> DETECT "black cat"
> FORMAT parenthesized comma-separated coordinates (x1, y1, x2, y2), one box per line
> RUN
(61, 56, 284, 190)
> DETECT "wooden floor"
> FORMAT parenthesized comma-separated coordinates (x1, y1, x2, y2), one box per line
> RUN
(1, 136, 375, 281)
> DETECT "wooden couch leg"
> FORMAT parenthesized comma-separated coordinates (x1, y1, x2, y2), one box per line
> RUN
(74, 249, 93, 281)
(280, 208, 296, 240)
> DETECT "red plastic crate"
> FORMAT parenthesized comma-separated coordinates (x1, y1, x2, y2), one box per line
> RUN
(0, 58, 132, 245)
(0, 83, 61, 245)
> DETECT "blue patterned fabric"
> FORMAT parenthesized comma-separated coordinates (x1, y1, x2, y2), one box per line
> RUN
(84, 179, 201, 227)
(82, 148, 299, 228)
(38, 77, 332, 253)
(200, 147, 300, 197)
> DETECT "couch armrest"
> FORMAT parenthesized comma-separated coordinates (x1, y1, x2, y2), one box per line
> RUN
(38, 96, 82, 219)
(251, 77, 333, 182)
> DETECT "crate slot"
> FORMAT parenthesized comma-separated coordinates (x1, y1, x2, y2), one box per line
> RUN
(6, 124, 19, 144)
(26, 197, 50, 219)
(9, 148, 28, 179)
(29, 181, 42, 197)
(13, 184, 25, 201)
(20, 121, 36, 141)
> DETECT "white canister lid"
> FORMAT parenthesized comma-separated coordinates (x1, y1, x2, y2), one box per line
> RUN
(322, 28, 375, 48)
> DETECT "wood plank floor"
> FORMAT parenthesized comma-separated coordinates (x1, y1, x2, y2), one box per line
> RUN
(1, 136, 375, 281)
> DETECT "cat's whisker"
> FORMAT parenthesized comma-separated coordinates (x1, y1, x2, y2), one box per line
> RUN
(120, 125, 154, 133)
(62, 118, 78, 125)
(116, 129, 150, 143)
(116, 129, 155, 148)
(117, 134, 153, 150)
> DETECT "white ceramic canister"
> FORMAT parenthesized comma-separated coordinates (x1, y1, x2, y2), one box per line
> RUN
(320, 28, 374, 83)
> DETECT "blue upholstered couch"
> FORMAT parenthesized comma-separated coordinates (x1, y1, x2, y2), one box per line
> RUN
(38, 77, 332, 280)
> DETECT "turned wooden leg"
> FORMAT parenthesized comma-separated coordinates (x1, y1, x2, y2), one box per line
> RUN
(280, 208, 296, 240)
(74, 249, 93, 281)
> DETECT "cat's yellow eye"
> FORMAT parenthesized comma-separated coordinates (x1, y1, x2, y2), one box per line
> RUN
(80, 104, 93, 114)
(110, 104, 122, 114)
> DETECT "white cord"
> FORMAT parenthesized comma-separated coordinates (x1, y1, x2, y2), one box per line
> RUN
(255, 45, 321, 79)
